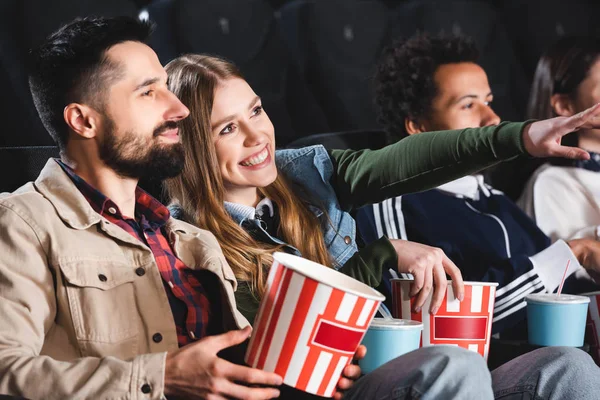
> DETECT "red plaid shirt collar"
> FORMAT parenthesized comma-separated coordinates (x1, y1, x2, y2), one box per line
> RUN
(56, 160, 169, 226)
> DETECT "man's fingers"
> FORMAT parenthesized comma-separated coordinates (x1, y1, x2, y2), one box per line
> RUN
(205, 326, 252, 353)
(442, 254, 464, 301)
(205, 394, 228, 400)
(353, 344, 367, 361)
(212, 377, 280, 400)
(430, 264, 448, 314)
(336, 376, 355, 391)
(413, 266, 433, 312)
(224, 361, 283, 387)
(342, 363, 362, 380)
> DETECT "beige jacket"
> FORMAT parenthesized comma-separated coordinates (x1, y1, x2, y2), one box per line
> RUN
(0, 159, 249, 400)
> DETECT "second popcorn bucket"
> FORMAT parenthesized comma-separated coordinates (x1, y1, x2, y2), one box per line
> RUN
(391, 278, 498, 360)
(245, 252, 385, 397)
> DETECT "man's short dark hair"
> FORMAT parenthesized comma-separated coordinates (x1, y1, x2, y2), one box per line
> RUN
(28, 16, 153, 150)
(374, 33, 479, 142)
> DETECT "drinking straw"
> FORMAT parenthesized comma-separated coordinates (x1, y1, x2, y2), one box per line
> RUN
(556, 259, 571, 296)
(378, 303, 393, 320)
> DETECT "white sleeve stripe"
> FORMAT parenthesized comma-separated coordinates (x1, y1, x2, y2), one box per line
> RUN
(493, 286, 545, 323)
(495, 270, 538, 298)
(372, 203, 384, 238)
(494, 279, 545, 313)
(385, 198, 399, 239)
(393, 196, 407, 240)
(493, 300, 527, 323)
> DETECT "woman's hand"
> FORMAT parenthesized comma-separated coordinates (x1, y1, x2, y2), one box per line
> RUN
(389, 239, 464, 314)
(522, 102, 600, 160)
(333, 345, 366, 399)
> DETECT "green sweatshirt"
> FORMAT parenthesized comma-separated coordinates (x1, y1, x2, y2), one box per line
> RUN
(236, 121, 530, 324)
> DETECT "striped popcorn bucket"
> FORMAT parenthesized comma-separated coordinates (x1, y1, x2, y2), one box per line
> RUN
(582, 291, 600, 365)
(391, 279, 498, 360)
(245, 252, 385, 397)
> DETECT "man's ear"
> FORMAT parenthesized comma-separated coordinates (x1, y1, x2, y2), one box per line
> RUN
(404, 118, 426, 135)
(63, 103, 100, 139)
(551, 93, 576, 117)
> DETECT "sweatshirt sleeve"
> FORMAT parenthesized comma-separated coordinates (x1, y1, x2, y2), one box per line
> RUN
(0, 204, 167, 400)
(329, 121, 529, 211)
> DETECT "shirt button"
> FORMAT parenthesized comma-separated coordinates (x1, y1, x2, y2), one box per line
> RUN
(135, 267, 146, 276)
(141, 383, 152, 394)
(344, 236, 352, 245)
(108, 207, 117, 215)
(152, 333, 163, 343)
(98, 274, 108, 282)
(189, 331, 196, 339)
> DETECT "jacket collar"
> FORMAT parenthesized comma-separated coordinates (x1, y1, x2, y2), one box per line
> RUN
(436, 174, 492, 200)
(35, 159, 182, 235)
(34, 159, 103, 230)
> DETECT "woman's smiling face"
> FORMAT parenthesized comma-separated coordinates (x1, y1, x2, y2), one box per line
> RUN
(210, 77, 277, 205)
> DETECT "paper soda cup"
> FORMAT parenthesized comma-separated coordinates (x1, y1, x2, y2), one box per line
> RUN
(245, 252, 385, 397)
(526, 293, 590, 347)
(391, 279, 498, 360)
(358, 318, 422, 374)
(582, 291, 600, 365)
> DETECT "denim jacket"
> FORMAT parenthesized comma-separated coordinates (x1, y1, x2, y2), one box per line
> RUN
(226, 145, 358, 269)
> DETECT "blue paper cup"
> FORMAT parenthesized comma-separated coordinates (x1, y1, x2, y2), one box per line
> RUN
(359, 318, 423, 374)
(526, 293, 590, 347)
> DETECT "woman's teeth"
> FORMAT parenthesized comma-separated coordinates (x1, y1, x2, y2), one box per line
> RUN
(241, 148, 269, 166)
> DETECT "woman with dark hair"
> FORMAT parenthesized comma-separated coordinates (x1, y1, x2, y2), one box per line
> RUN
(519, 37, 600, 242)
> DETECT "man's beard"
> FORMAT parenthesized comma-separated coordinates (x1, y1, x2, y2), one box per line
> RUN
(98, 118, 185, 181)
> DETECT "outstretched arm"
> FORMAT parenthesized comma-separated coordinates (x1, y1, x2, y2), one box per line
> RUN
(330, 104, 600, 210)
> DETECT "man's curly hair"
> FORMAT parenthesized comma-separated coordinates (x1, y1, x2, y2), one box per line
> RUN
(374, 33, 479, 142)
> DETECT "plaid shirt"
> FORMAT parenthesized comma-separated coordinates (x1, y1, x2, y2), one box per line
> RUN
(58, 161, 210, 346)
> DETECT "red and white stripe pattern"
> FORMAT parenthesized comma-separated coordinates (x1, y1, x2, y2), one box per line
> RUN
(391, 280, 496, 360)
(584, 293, 600, 366)
(246, 261, 380, 397)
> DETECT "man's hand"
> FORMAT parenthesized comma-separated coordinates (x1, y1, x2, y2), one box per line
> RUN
(389, 239, 464, 314)
(164, 326, 282, 400)
(567, 239, 600, 283)
(522, 102, 600, 160)
(333, 345, 366, 400)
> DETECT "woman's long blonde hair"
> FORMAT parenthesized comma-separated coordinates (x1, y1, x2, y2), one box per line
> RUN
(165, 54, 331, 299)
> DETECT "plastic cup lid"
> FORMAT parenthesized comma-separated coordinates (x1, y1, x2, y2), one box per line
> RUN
(368, 318, 423, 330)
(525, 293, 590, 305)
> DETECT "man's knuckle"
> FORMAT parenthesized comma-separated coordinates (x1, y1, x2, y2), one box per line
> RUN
(207, 377, 221, 393)
(244, 371, 259, 384)
(210, 360, 226, 377)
